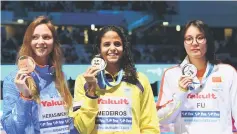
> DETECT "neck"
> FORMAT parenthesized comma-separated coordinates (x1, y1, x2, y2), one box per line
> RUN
(189, 57, 207, 70)
(106, 63, 120, 76)
(35, 57, 48, 66)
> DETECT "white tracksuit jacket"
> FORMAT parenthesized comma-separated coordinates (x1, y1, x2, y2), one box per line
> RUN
(157, 57, 237, 134)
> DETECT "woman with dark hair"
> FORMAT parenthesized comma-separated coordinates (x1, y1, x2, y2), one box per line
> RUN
(1, 16, 98, 134)
(73, 25, 160, 134)
(156, 20, 237, 134)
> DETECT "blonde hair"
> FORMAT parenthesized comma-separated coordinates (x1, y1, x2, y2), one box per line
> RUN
(17, 16, 72, 108)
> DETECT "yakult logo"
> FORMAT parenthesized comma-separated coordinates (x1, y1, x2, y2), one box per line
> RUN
(187, 93, 217, 99)
(98, 98, 129, 105)
(41, 100, 66, 107)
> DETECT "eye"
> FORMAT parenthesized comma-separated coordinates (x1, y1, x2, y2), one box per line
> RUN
(197, 35, 205, 40)
(32, 35, 39, 40)
(43, 35, 52, 40)
(114, 42, 122, 47)
(185, 37, 192, 41)
(103, 42, 110, 47)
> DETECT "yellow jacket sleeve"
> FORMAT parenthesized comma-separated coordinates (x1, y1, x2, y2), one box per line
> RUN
(69, 75, 99, 134)
(138, 73, 160, 134)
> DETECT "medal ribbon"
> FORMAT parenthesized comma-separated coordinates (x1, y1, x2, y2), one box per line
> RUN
(190, 64, 214, 90)
(97, 69, 123, 89)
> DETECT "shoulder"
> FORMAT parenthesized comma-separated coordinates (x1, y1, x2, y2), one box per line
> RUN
(136, 72, 151, 83)
(162, 65, 180, 78)
(75, 74, 86, 83)
(137, 72, 147, 79)
(216, 63, 236, 74)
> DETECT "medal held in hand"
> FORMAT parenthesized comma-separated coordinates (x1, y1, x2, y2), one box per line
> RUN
(182, 64, 197, 78)
(91, 54, 123, 89)
(17, 55, 36, 73)
(91, 54, 107, 71)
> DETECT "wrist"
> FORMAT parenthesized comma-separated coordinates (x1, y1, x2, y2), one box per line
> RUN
(85, 90, 98, 99)
(20, 92, 32, 100)
(179, 86, 188, 92)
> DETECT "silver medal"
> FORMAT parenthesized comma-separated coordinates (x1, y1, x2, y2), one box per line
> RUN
(91, 55, 107, 71)
(182, 64, 197, 78)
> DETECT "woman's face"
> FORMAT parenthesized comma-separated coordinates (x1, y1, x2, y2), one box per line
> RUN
(100, 31, 123, 65)
(31, 24, 54, 63)
(184, 25, 207, 59)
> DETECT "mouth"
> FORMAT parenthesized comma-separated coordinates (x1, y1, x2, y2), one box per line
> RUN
(191, 49, 200, 52)
(35, 47, 47, 54)
(36, 47, 47, 50)
(107, 53, 118, 56)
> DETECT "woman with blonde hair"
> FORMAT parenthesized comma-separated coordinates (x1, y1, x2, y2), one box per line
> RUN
(1, 16, 98, 134)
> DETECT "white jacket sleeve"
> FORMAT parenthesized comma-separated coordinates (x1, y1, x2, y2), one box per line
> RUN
(230, 69, 237, 129)
(156, 71, 188, 124)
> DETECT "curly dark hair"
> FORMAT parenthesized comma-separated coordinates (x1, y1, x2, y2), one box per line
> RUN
(180, 20, 218, 64)
(93, 25, 138, 84)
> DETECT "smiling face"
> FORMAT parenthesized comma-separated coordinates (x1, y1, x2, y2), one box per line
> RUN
(30, 24, 54, 64)
(100, 31, 123, 66)
(184, 25, 207, 60)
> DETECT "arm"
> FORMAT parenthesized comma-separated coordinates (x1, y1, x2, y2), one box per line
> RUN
(139, 74, 160, 134)
(156, 71, 188, 124)
(69, 75, 98, 134)
(1, 73, 33, 134)
(230, 69, 237, 130)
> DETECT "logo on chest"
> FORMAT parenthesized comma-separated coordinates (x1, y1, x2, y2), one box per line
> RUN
(98, 98, 129, 105)
(211, 76, 223, 91)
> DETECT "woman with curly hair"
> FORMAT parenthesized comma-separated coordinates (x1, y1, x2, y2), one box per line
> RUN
(73, 25, 160, 134)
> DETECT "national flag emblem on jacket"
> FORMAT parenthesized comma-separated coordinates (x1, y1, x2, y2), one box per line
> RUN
(212, 77, 222, 82)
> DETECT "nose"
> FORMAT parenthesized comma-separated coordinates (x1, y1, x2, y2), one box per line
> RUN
(38, 37, 44, 44)
(109, 43, 116, 50)
(191, 38, 198, 46)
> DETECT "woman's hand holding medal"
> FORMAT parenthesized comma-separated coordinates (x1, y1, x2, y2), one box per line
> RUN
(179, 64, 197, 92)
(83, 55, 107, 97)
(15, 56, 35, 98)
(83, 66, 101, 96)
(178, 75, 193, 92)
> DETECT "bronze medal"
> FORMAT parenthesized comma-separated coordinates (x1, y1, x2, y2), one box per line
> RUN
(18, 55, 36, 73)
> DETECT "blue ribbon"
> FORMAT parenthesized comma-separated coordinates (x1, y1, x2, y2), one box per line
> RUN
(97, 69, 123, 89)
(189, 64, 214, 90)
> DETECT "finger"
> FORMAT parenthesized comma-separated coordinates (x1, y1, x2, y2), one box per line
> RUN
(22, 75, 30, 82)
(16, 73, 25, 80)
(19, 67, 29, 71)
(179, 78, 192, 88)
(19, 73, 29, 80)
(179, 81, 192, 89)
(91, 65, 100, 70)
(180, 76, 193, 83)
(183, 81, 192, 89)
(183, 80, 192, 86)
(85, 66, 92, 74)
(88, 67, 100, 75)
(180, 75, 187, 78)
(85, 66, 97, 75)
(180, 75, 193, 80)
(18, 70, 30, 75)
(92, 69, 101, 76)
